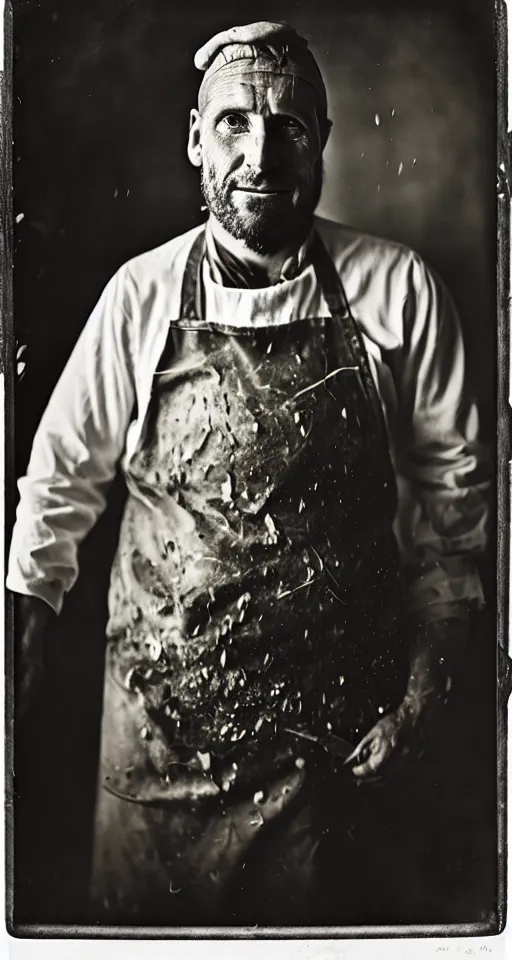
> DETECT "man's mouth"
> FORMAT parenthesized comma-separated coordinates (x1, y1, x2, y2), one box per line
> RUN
(233, 187, 292, 196)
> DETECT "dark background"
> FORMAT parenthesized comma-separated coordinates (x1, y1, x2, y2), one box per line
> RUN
(11, 0, 499, 928)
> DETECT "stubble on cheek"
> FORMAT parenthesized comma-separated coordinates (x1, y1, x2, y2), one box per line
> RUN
(201, 137, 238, 206)
(198, 120, 323, 254)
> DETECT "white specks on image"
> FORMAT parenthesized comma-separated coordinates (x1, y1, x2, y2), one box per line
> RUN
(220, 474, 233, 502)
(146, 637, 162, 661)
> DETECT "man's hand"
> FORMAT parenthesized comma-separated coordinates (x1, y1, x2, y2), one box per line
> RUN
(345, 700, 419, 779)
(346, 615, 470, 780)
(15, 595, 52, 722)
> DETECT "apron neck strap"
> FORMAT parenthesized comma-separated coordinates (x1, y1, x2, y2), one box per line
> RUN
(178, 225, 353, 324)
(308, 230, 353, 321)
(180, 228, 207, 322)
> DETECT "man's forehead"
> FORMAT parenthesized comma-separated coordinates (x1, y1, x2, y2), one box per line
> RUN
(201, 72, 320, 123)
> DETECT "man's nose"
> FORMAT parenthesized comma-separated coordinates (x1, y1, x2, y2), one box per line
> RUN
(244, 120, 275, 172)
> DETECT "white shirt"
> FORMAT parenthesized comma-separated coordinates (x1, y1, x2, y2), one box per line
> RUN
(7, 216, 490, 619)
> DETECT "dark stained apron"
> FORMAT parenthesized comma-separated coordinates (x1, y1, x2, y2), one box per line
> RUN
(89, 230, 409, 926)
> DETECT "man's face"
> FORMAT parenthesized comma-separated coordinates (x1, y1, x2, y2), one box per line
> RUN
(189, 75, 328, 255)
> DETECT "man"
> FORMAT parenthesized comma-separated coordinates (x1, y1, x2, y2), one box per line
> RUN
(9, 21, 490, 926)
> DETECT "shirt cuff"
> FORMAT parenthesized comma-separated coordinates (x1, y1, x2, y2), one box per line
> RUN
(405, 558, 485, 622)
(5, 573, 64, 616)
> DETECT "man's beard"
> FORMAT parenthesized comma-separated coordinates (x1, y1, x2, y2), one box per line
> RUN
(200, 162, 323, 256)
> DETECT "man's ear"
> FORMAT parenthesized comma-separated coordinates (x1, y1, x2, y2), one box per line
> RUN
(187, 109, 202, 168)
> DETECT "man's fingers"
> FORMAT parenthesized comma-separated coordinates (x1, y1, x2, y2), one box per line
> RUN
(352, 759, 378, 778)
(194, 21, 296, 71)
(350, 733, 392, 777)
(344, 745, 369, 767)
(352, 746, 386, 778)
(343, 733, 374, 766)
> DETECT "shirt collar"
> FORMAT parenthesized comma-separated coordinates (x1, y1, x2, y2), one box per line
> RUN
(204, 220, 313, 289)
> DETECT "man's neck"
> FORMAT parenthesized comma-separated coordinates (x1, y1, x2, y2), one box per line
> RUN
(208, 216, 300, 286)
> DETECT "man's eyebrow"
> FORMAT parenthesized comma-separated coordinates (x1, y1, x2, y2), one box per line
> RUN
(213, 107, 251, 117)
(212, 107, 308, 122)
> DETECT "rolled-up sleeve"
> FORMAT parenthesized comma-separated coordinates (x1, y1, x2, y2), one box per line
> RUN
(395, 253, 491, 622)
(7, 267, 136, 614)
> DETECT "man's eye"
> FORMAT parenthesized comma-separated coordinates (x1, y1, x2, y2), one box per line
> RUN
(218, 114, 249, 133)
(279, 117, 307, 139)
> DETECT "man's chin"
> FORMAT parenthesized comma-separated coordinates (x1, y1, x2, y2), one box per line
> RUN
(233, 222, 299, 255)
(227, 194, 293, 228)
(221, 205, 312, 255)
